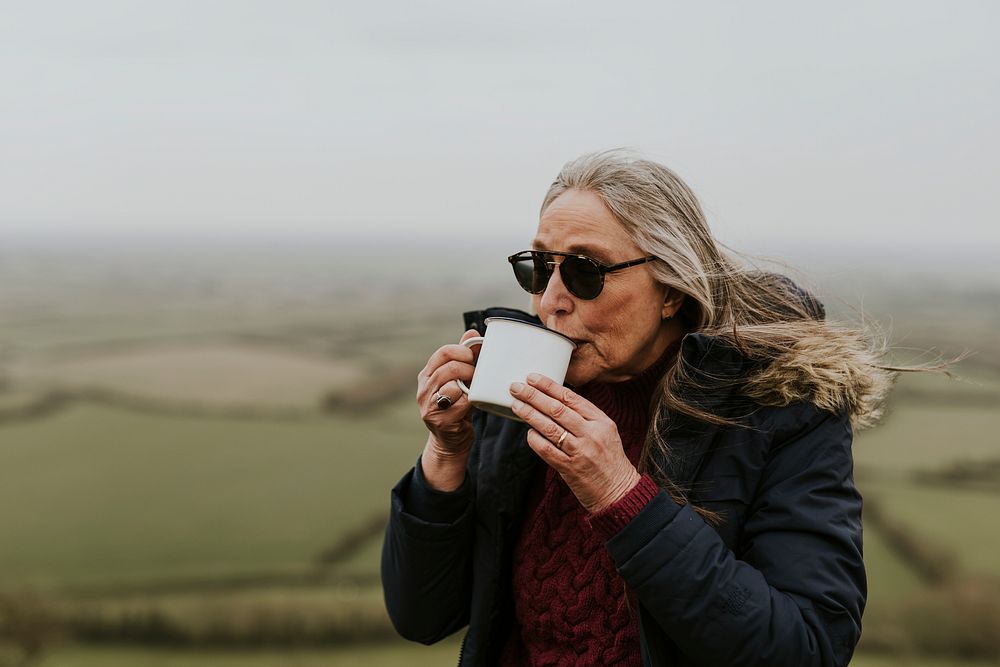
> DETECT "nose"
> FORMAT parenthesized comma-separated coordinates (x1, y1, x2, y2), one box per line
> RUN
(537, 261, 575, 321)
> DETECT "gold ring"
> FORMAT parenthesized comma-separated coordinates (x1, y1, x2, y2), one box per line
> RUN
(556, 430, 568, 448)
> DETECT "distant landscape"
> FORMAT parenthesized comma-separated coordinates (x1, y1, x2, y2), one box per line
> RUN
(1, 238, 998, 666)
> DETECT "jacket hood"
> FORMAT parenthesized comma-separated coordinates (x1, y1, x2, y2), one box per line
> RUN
(730, 321, 894, 430)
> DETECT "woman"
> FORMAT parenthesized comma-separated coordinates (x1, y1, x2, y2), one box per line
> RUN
(382, 151, 892, 666)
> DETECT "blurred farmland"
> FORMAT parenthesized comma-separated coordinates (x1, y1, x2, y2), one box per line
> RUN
(1, 239, 998, 666)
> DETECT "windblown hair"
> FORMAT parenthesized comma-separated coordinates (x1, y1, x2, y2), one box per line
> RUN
(542, 150, 901, 505)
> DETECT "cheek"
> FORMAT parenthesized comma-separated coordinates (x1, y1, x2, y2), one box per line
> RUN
(581, 305, 633, 348)
(581, 297, 657, 362)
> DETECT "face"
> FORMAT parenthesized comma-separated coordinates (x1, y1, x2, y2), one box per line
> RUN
(531, 188, 684, 386)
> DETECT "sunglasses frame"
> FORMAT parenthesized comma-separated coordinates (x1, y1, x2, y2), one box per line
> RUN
(507, 250, 657, 300)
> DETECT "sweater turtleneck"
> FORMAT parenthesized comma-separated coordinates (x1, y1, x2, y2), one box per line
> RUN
(499, 337, 681, 667)
(574, 336, 681, 444)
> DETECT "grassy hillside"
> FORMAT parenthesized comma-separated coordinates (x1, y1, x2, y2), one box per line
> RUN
(2, 245, 999, 665)
(0, 401, 423, 587)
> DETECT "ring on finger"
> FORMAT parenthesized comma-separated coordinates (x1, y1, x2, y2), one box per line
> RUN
(556, 429, 569, 449)
(433, 392, 454, 410)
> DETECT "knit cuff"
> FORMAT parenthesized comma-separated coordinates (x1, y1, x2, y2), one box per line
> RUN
(588, 474, 660, 542)
(402, 455, 472, 524)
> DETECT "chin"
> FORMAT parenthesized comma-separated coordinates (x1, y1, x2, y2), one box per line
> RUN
(565, 360, 598, 388)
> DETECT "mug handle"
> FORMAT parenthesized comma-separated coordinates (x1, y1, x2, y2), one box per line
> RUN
(456, 337, 484, 394)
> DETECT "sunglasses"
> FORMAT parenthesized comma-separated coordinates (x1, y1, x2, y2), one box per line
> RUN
(507, 250, 657, 300)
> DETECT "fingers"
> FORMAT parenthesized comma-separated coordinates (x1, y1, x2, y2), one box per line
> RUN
(428, 379, 463, 408)
(435, 379, 462, 399)
(508, 375, 590, 434)
(511, 396, 583, 452)
(419, 330, 479, 377)
(525, 428, 570, 467)
(523, 373, 603, 421)
(417, 329, 480, 396)
(459, 328, 483, 364)
(419, 344, 474, 382)
(424, 360, 475, 398)
(512, 395, 575, 450)
(417, 330, 481, 424)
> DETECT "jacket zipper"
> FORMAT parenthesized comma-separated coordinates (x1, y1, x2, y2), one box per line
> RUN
(457, 633, 467, 666)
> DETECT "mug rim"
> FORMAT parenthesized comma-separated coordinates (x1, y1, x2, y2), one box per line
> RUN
(483, 316, 577, 348)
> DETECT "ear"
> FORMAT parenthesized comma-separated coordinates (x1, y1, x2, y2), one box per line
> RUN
(661, 287, 685, 320)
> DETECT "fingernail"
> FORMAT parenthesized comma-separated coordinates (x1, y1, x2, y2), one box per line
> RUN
(510, 382, 525, 393)
(511, 399, 524, 411)
(527, 373, 542, 383)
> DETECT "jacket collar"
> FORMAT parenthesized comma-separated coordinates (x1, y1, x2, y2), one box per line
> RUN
(659, 332, 751, 493)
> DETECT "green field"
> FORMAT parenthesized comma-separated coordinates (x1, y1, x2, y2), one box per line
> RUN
(2, 246, 999, 665)
(861, 522, 924, 602)
(855, 403, 1000, 474)
(16, 644, 998, 667)
(8, 638, 466, 667)
(4, 397, 994, 589)
(2, 395, 995, 664)
(870, 481, 1000, 576)
(0, 401, 424, 586)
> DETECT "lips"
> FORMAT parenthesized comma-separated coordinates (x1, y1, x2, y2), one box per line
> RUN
(553, 330, 585, 346)
(547, 324, 585, 347)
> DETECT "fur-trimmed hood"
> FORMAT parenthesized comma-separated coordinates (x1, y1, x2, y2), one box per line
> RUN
(672, 322, 893, 432)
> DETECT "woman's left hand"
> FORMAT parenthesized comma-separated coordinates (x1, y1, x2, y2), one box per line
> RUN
(510, 373, 641, 514)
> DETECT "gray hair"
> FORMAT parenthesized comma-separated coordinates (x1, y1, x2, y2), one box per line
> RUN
(542, 150, 819, 332)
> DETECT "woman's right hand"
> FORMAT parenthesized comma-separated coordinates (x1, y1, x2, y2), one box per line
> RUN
(416, 330, 481, 484)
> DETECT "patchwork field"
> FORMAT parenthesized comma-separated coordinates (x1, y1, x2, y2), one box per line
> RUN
(0, 401, 420, 587)
(1, 243, 998, 665)
(7, 639, 465, 667)
(7, 343, 369, 409)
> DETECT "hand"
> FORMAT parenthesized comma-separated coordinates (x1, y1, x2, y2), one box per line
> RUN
(417, 329, 481, 458)
(509, 373, 642, 514)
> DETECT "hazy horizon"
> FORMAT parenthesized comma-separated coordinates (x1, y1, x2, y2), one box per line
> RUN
(2, 231, 998, 291)
(2, 1, 998, 257)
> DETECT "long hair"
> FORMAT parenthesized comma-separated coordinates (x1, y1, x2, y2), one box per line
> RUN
(541, 150, 902, 506)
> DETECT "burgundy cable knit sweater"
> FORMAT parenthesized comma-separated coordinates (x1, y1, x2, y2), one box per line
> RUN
(499, 341, 680, 666)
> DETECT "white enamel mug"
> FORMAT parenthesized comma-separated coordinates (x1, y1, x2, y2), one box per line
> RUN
(457, 317, 576, 421)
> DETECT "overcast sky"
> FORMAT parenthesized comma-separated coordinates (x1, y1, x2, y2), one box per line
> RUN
(1, 1, 997, 260)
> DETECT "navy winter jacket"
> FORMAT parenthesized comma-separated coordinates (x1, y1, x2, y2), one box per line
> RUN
(382, 309, 865, 666)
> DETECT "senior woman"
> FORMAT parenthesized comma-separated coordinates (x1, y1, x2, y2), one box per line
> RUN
(382, 151, 891, 666)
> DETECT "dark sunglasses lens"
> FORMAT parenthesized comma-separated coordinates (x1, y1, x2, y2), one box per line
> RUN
(562, 256, 603, 299)
(512, 255, 549, 294)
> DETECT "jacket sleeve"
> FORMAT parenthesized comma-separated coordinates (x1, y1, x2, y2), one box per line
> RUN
(380, 456, 476, 644)
(606, 407, 865, 667)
